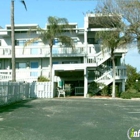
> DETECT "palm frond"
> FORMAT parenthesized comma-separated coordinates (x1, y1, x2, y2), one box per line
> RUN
(21, 0, 27, 11)
(58, 36, 74, 48)
(23, 37, 40, 54)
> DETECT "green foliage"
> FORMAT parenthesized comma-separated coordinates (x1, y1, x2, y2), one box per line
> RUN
(88, 81, 99, 96)
(134, 81, 140, 92)
(37, 76, 50, 82)
(125, 64, 140, 90)
(98, 83, 109, 96)
(121, 89, 140, 99)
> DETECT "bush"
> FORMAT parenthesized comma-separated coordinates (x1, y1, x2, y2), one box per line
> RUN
(133, 81, 140, 92)
(37, 76, 50, 82)
(121, 88, 140, 99)
(88, 81, 99, 96)
(99, 83, 109, 96)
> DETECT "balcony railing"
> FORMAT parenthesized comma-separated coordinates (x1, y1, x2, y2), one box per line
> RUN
(0, 68, 50, 82)
(0, 44, 88, 57)
(0, 44, 127, 58)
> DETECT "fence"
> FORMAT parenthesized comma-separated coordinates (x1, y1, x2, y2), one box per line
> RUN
(30, 82, 52, 98)
(0, 81, 53, 106)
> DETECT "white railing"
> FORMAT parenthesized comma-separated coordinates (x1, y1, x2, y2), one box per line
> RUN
(0, 44, 127, 58)
(91, 66, 126, 85)
(94, 70, 113, 85)
(0, 68, 50, 82)
(87, 48, 110, 65)
(0, 45, 87, 57)
(87, 46, 127, 66)
(115, 66, 127, 79)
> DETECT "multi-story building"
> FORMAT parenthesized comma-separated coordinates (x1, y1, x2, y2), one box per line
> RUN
(0, 14, 127, 97)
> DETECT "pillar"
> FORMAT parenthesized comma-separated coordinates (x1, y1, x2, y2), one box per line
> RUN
(122, 79, 125, 92)
(84, 67, 88, 98)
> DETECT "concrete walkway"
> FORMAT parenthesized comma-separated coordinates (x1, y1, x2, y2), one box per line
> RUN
(0, 98, 140, 140)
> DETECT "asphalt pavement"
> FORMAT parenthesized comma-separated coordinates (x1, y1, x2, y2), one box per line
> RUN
(0, 98, 140, 140)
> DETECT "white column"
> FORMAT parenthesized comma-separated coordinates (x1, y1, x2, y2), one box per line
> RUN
(84, 30, 88, 64)
(84, 67, 88, 98)
(84, 15, 88, 64)
(122, 79, 125, 92)
(51, 68, 54, 98)
(121, 53, 126, 66)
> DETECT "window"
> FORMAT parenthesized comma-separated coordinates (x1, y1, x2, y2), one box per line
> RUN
(15, 40, 39, 46)
(31, 41, 39, 46)
(30, 62, 39, 77)
(88, 38, 98, 44)
(16, 62, 26, 69)
(15, 40, 26, 46)
(53, 62, 59, 64)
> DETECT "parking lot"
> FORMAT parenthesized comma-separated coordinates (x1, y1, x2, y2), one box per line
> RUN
(0, 98, 140, 140)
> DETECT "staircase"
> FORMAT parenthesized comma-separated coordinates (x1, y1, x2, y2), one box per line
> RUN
(88, 70, 113, 94)
(87, 48, 111, 66)
(87, 48, 122, 94)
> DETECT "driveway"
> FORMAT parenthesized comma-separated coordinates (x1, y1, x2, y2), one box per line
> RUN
(0, 98, 140, 140)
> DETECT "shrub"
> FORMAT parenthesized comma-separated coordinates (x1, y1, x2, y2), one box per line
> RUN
(121, 88, 140, 99)
(88, 81, 99, 96)
(37, 76, 50, 82)
(99, 83, 109, 96)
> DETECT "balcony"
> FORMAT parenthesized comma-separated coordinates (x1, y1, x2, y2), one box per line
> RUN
(0, 44, 126, 58)
(0, 44, 89, 58)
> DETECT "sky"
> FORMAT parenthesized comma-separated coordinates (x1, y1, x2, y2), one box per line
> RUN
(0, 0, 140, 72)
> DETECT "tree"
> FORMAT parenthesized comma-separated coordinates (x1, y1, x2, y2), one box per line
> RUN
(93, 0, 132, 98)
(25, 16, 74, 81)
(125, 64, 140, 90)
(118, 0, 140, 52)
(11, 0, 27, 81)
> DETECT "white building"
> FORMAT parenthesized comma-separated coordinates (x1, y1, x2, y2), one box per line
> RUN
(0, 14, 127, 97)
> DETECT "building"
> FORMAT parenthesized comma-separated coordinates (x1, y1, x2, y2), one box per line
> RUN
(0, 14, 127, 97)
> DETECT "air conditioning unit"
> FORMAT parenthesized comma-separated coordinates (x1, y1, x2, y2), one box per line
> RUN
(4, 48, 11, 55)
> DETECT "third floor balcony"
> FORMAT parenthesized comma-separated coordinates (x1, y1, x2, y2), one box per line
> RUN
(0, 44, 127, 58)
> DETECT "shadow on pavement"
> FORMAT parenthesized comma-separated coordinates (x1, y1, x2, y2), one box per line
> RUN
(0, 99, 36, 113)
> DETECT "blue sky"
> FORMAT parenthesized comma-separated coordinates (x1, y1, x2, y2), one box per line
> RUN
(1, 0, 97, 28)
(1, 0, 140, 72)
(125, 47, 140, 72)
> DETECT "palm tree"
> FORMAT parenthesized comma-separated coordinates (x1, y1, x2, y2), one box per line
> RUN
(96, 30, 132, 98)
(11, 0, 27, 81)
(25, 16, 74, 81)
(94, 0, 132, 97)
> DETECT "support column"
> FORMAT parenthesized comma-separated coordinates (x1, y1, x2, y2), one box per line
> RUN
(122, 79, 125, 92)
(84, 15, 88, 64)
(51, 68, 54, 98)
(84, 30, 88, 64)
(121, 53, 126, 66)
(84, 67, 88, 98)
